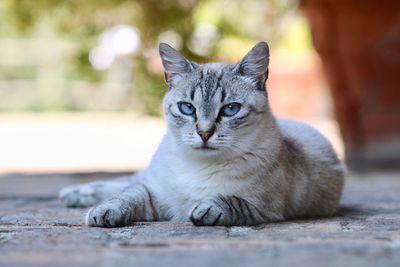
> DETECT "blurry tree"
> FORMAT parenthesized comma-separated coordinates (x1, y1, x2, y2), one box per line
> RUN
(4, 0, 297, 115)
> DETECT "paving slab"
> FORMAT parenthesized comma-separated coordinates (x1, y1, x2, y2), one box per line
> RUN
(0, 172, 399, 267)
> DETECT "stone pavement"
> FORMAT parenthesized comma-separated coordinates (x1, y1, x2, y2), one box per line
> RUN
(0, 172, 399, 267)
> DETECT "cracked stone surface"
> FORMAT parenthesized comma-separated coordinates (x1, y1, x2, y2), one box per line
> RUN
(0, 172, 400, 267)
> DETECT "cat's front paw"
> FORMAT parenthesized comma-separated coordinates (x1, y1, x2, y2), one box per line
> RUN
(85, 198, 131, 228)
(189, 201, 226, 226)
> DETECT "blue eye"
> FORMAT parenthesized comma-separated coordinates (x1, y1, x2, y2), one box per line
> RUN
(178, 102, 195, 116)
(221, 103, 241, 117)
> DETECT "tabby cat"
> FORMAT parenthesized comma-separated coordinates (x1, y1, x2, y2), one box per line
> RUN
(60, 42, 344, 227)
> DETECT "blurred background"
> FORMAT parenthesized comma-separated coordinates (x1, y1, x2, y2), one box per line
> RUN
(0, 0, 399, 174)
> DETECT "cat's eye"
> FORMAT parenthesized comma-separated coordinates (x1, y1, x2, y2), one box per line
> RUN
(178, 102, 195, 116)
(221, 103, 241, 117)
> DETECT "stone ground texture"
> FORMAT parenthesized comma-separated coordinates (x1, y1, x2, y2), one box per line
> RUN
(0, 172, 400, 267)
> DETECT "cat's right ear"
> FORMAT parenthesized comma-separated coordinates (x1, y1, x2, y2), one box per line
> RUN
(159, 43, 197, 85)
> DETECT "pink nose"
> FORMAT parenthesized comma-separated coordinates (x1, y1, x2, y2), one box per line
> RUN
(197, 131, 214, 143)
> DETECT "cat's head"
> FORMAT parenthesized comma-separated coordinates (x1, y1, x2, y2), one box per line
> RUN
(159, 42, 273, 158)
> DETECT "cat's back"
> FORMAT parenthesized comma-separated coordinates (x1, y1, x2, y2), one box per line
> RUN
(277, 118, 336, 161)
(277, 118, 344, 217)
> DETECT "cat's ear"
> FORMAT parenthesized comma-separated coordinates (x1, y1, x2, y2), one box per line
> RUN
(159, 43, 197, 85)
(234, 42, 270, 86)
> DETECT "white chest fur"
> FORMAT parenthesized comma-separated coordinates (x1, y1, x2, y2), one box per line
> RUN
(146, 149, 258, 221)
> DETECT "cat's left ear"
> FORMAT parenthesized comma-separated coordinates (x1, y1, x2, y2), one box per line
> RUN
(234, 42, 270, 87)
(159, 43, 197, 85)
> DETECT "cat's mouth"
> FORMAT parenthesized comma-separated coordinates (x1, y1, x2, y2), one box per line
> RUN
(193, 144, 218, 151)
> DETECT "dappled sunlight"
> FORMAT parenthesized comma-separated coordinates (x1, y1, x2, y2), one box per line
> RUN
(0, 0, 344, 174)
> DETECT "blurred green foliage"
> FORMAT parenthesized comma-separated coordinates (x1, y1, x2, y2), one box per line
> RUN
(1, 0, 307, 115)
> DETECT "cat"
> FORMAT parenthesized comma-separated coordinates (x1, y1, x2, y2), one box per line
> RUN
(59, 42, 345, 227)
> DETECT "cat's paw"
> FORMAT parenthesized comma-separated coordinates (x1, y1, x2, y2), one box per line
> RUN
(59, 184, 102, 208)
(85, 198, 131, 228)
(189, 200, 226, 226)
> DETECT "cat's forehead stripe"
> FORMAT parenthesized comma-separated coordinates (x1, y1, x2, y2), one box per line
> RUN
(190, 87, 195, 101)
(221, 88, 226, 102)
(199, 68, 224, 102)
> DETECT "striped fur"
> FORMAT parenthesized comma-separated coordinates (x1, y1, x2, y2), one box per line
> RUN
(60, 42, 345, 227)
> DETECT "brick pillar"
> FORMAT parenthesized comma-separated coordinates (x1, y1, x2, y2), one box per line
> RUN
(300, 0, 400, 170)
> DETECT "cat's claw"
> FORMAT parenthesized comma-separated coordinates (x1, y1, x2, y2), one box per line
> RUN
(189, 201, 226, 226)
(85, 198, 131, 227)
(59, 185, 99, 208)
